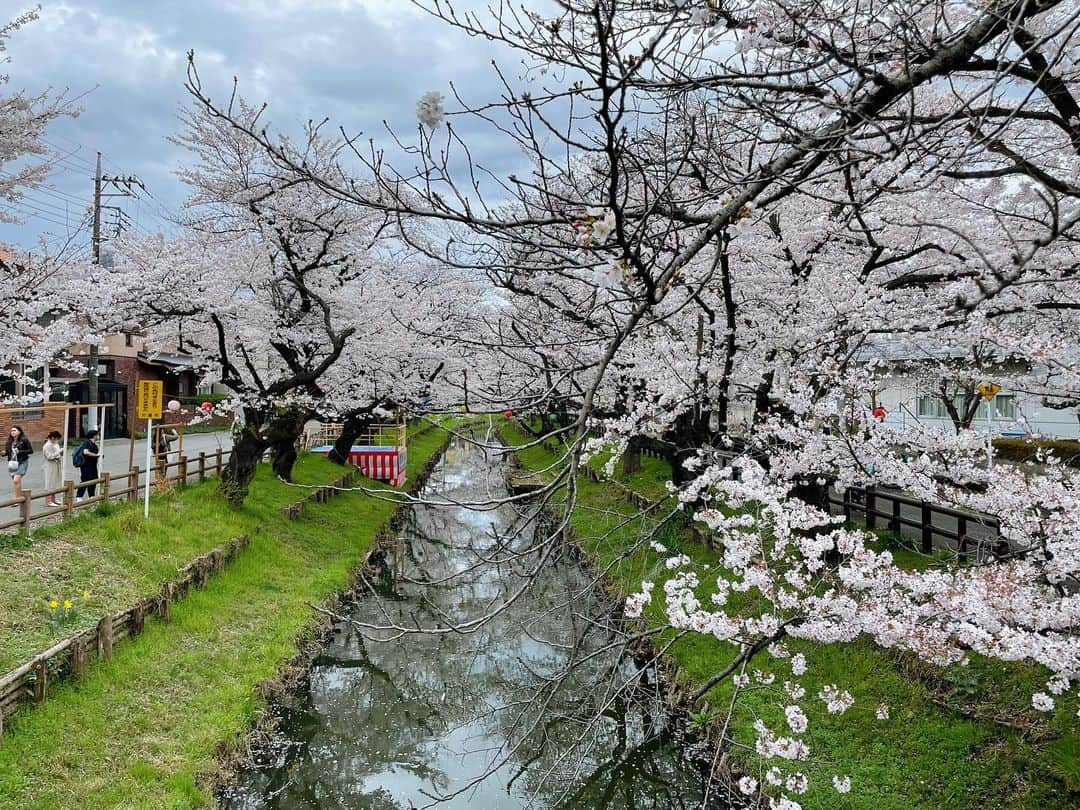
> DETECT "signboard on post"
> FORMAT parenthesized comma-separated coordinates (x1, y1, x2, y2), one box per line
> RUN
(137, 380, 164, 420)
(977, 383, 1003, 470)
(136, 380, 163, 518)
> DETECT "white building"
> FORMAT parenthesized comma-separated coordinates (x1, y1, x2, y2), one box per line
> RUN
(859, 340, 1080, 439)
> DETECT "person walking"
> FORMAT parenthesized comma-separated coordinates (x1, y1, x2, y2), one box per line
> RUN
(42, 430, 63, 506)
(74, 429, 100, 502)
(5, 425, 33, 500)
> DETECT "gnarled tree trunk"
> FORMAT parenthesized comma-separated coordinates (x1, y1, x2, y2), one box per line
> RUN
(328, 411, 375, 465)
(221, 418, 269, 507)
(268, 409, 309, 482)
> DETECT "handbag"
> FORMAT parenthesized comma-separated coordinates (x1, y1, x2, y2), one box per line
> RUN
(7, 457, 18, 472)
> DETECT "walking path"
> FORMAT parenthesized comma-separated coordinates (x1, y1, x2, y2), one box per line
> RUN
(1, 432, 234, 522)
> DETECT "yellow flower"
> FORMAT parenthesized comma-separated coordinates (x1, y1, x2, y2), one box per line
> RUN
(63, 600, 73, 610)
(82, 590, 91, 599)
(49, 600, 58, 609)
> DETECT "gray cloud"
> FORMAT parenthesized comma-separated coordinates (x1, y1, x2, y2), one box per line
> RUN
(0, 0, 523, 252)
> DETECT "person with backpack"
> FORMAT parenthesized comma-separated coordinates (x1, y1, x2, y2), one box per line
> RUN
(154, 426, 179, 464)
(5, 425, 33, 500)
(73, 429, 101, 502)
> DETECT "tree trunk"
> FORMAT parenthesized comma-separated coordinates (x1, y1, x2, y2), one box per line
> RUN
(328, 412, 373, 465)
(221, 424, 268, 507)
(622, 435, 643, 476)
(268, 409, 308, 482)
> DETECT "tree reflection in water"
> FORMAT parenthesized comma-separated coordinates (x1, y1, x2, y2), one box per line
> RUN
(222, 438, 723, 809)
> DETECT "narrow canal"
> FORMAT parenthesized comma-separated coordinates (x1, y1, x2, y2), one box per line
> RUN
(222, 436, 721, 809)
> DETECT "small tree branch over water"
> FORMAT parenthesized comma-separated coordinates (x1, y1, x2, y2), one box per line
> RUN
(175, 0, 1080, 801)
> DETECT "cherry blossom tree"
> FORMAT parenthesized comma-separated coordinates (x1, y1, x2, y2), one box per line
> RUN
(180, 0, 1080, 802)
(0, 8, 82, 397)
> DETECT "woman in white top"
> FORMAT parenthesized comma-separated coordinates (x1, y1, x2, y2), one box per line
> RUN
(42, 430, 63, 506)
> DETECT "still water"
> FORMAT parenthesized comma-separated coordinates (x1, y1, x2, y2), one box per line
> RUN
(222, 437, 721, 809)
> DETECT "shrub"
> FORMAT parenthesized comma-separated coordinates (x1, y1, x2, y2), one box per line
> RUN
(993, 438, 1080, 466)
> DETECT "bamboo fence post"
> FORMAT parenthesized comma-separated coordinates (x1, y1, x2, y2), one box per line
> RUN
(101, 472, 111, 503)
(71, 636, 87, 680)
(20, 490, 31, 532)
(198, 452, 206, 481)
(32, 659, 47, 703)
(64, 480, 75, 516)
(96, 615, 113, 660)
(159, 582, 173, 622)
(178, 455, 188, 486)
(131, 603, 145, 637)
(128, 466, 140, 502)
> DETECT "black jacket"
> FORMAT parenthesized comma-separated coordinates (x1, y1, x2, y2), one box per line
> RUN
(6, 437, 32, 462)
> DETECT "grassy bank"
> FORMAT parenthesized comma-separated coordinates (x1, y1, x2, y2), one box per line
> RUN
(503, 423, 1079, 809)
(0, 423, 452, 808)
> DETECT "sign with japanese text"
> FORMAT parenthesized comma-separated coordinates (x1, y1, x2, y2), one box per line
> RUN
(136, 379, 163, 420)
(977, 383, 1002, 402)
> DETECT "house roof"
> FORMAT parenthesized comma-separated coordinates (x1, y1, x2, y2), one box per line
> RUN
(138, 351, 194, 369)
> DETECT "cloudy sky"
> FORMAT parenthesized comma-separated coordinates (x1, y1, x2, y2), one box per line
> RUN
(1, 0, 522, 253)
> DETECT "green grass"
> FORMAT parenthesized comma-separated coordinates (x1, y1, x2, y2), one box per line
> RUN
(503, 421, 1080, 809)
(0, 424, 453, 808)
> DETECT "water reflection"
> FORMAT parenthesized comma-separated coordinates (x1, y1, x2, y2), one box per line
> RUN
(223, 437, 720, 809)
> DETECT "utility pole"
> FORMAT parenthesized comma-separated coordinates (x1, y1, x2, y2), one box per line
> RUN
(86, 153, 145, 436)
(87, 153, 102, 433)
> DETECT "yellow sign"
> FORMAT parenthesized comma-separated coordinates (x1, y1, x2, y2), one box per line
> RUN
(136, 380, 163, 420)
(978, 383, 1002, 402)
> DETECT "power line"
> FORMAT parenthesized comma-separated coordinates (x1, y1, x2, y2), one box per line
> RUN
(0, 204, 85, 232)
(41, 137, 98, 171)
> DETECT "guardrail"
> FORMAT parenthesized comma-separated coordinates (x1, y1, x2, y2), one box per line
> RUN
(0, 448, 233, 534)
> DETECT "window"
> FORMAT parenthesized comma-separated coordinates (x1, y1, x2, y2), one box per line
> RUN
(965, 396, 988, 420)
(917, 396, 948, 418)
(0, 365, 45, 419)
(919, 392, 1018, 422)
(992, 394, 1017, 420)
(125, 332, 134, 347)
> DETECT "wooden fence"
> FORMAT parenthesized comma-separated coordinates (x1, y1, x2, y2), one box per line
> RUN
(0, 447, 233, 534)
(281, 469, 361, 519)
(0, 535, 250, 739)
(829, 485, 1003, 563)
(606, 442, 1005, 562)
(0, 419, 447, 739)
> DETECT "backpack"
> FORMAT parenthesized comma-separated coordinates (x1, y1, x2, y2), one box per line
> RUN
(72, 443, 85, 467)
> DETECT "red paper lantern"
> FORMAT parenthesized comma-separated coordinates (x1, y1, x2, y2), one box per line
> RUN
(872, 405, 888, 422)
(504, 410, 513, 419)
(200, 401, 213, 412)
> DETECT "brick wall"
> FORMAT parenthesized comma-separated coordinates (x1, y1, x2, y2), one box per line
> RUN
(3, 405, 70, 444)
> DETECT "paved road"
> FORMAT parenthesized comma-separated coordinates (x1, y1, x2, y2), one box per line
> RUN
(2, 432, 233, 524)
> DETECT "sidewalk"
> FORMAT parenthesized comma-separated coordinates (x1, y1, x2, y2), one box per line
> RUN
(1, 431, 234, 518)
